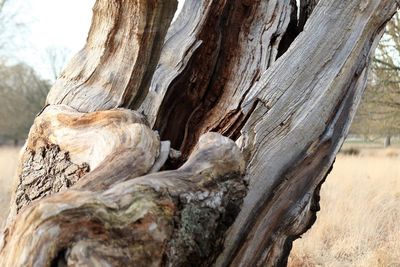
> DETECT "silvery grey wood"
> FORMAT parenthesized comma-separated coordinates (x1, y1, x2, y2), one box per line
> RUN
(0, 0, 397, 266)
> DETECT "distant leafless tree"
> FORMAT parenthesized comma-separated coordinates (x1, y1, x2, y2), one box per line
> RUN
(0, 0, 7, 11)
(0, 1, 50, 143)
(0, 0, 25, 56)
(351, 13, 400, 146)
(45, 46, 71, 80)
(0, 62, 50, 141)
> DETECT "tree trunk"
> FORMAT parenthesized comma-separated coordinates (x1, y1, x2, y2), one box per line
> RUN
(1, 0, 398, 266)
(384, 135, 391, 147)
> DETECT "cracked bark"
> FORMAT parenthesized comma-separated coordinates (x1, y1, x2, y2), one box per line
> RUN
(1, 0, 398, 266)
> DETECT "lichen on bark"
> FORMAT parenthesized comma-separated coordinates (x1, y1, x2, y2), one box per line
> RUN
(167, 178, 247, 267)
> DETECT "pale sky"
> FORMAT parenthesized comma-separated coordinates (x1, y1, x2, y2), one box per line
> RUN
(3, 0, 184, 80)
(28, 0, 94, 51)
(3, 0, 94, 80)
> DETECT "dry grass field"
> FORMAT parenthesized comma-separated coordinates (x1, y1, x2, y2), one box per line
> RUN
(289, 146, 400, 267)
(0, 146, 20, 225)
(0, 145, 399, 266)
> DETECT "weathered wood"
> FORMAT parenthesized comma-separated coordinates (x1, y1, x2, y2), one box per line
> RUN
(0, 133, 246, 267)
(46, 0, 177, 112)
(1, 0, 399, 266)
(7, 105, 161, 220)
(26, 105, 153, 170)
(298, 0, 319, 31)
(140, 0, 298, 159)
(6, 0, 178, 224)
(15, 144, 89, 213)
(216, 1, 398, 265)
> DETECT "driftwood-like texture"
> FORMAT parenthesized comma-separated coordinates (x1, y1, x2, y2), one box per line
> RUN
(47, 0, 178, 112)
(0, 133, 246, 267)
(140, 0, 298, 159)
(216, 1, 397, 265)
(7, 105, 161, 220)
(1, 0, 399, 266)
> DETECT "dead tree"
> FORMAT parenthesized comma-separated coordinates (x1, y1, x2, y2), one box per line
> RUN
(0, 0, 398, 266)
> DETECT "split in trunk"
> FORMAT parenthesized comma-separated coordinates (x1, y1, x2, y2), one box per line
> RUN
(1, 0, 398, 266)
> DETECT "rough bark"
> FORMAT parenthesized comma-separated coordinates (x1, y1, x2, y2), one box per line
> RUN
(1, 133, 246, 266)
(216, 1, 397, 265)
(1, 0, 398, 266)
(140, 0, 299, 159)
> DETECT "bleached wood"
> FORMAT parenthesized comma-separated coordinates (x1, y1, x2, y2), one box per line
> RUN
(0, 133, 246, 267)
(4, 0, 178, 227)
(140, 0, 297, 157)
(1, 0, 399, 266)
(46, 0, 177, 112)
(27, 105, 155, 170)
(7, 105, 161, 222)
(216, 0, 398, 265)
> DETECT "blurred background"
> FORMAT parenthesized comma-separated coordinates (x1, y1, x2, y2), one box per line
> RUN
(0, 0, 94, 225)
(0, 1, 398, 266)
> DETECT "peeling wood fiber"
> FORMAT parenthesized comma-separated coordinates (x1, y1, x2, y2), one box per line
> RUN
(1, 0, 399, 266)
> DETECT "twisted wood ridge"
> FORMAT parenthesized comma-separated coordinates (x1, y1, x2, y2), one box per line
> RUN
(1, 132, 246, 266)
(1, 0, 398, 266)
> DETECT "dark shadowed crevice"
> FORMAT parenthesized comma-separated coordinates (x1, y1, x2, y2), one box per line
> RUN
(51, 248, 68, 267)
(298, 0, 319, 31)
(154, 1, 302, 164)
(172, 1, 256, 158)
(152, 1, 229, 151)
(277, 0, 300, 58)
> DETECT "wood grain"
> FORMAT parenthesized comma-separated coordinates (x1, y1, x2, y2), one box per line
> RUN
(47, 0, 178, 112)
(1, 0, 399, 266)
(216, 0, 398, 265)
(0, 133, 246, 267)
